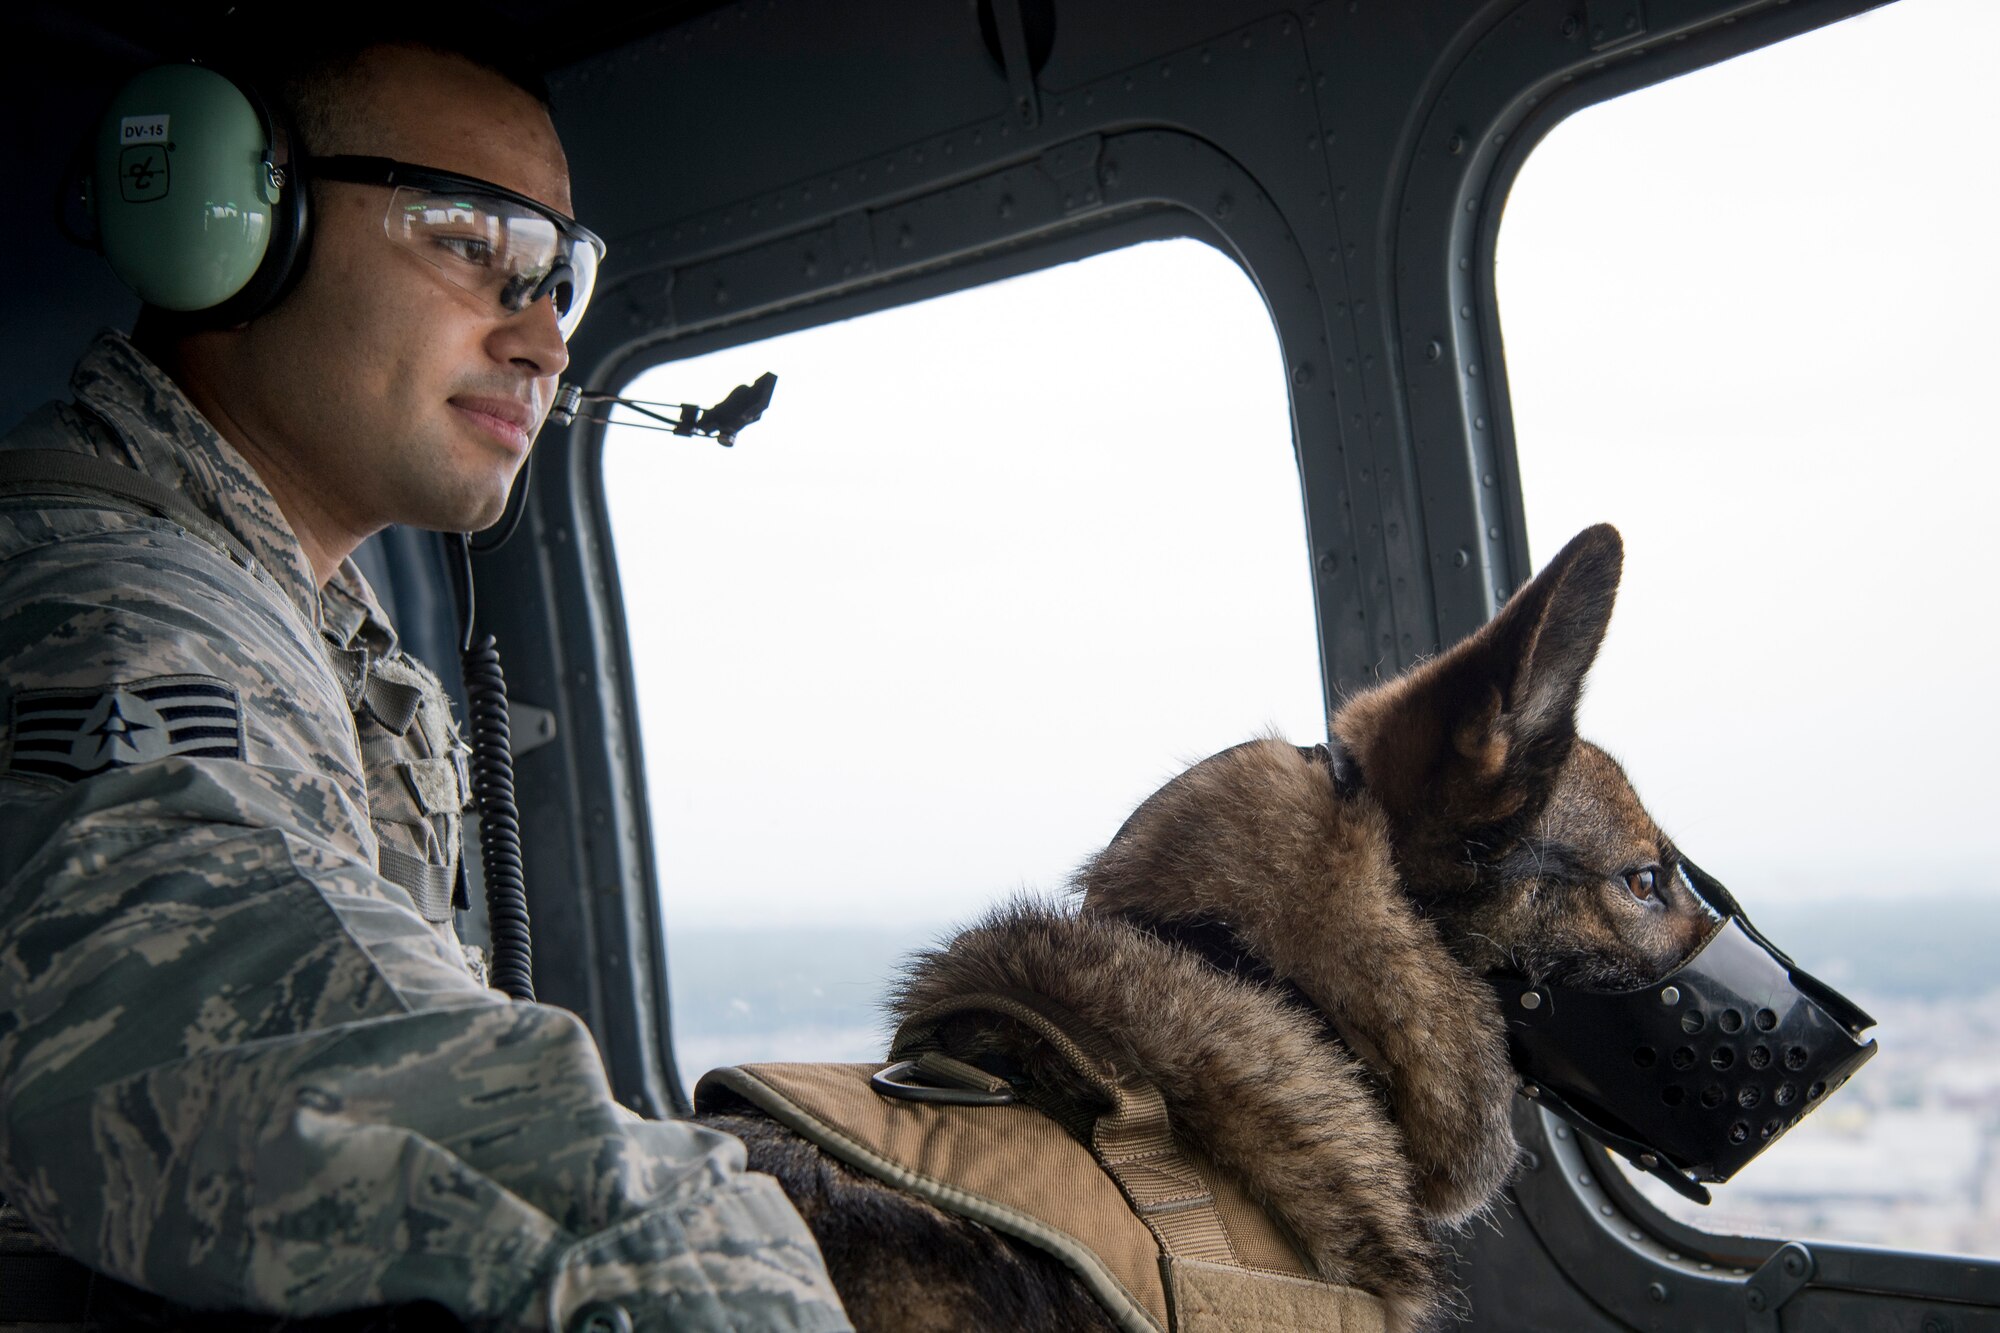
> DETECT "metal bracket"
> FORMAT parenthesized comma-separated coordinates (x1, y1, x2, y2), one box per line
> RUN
(990, 0, 1042, 129)
(833, 209, 876, 280)
(507, 700, 559, 758)
(1585, 0, 1648, 51)
(1744, 1242, 1814, 1333)
(1038, 134, 1105, 215)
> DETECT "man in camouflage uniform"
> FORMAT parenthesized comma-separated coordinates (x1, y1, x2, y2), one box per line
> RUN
(0, 34, 851, 1333)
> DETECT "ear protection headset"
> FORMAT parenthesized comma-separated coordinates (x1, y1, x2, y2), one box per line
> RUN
(87, 63, 309, 324)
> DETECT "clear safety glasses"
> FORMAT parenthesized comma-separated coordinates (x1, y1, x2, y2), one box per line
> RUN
(306, 155, 606, 340)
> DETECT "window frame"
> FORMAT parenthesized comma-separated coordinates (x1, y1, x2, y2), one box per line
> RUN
(491, 4, 1469, 1122)
(1389, 0, 1894, 647)
(578, 146, 1337, 1100)
(1397, 0, 2000, 1311)
(500, 136, 1351, 1117)
(1506, 1100, 2000, 1326)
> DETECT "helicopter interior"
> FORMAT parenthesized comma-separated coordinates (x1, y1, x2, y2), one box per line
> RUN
(7, 0, 2000, 1328)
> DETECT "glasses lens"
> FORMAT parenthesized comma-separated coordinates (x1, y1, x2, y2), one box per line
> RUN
(385, 185, 599, 338)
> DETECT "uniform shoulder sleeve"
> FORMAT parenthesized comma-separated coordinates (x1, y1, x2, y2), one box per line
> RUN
(0, 518, 852, 1332)
(0, 503, 375, 853)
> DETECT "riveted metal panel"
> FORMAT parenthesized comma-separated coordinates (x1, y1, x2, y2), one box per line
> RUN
(569, 8, 1402, 700)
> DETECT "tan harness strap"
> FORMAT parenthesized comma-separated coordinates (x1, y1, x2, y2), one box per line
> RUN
(893, 988, 1238, 1267)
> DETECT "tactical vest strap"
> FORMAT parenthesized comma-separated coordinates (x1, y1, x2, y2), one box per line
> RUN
(362, 673, 425, 735)
(0, 438, 254, 570)
(892, 988, 1238, 1267)
(376, 844, 457, 923)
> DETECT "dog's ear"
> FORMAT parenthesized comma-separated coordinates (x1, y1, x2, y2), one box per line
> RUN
(1337, 524, 1623, 848)
(1482, 522, 1623, 750)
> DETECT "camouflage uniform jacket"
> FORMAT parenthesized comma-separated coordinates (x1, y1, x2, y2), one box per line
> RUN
(0, 333, 851, 1333)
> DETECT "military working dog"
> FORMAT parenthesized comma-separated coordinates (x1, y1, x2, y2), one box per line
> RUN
(698, 524, 1716, 1332)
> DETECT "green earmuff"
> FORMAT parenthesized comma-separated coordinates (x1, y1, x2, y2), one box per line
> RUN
(89, 64, 307, 322)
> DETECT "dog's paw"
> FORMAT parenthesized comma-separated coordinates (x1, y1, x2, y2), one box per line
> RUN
(1409, 1089, 1518, 1224)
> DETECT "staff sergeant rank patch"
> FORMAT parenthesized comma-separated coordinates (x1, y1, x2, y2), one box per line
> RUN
(6, 675, 244, 782)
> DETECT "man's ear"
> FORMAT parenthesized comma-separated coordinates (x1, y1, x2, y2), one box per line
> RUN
(1337, 524, 1623, 835)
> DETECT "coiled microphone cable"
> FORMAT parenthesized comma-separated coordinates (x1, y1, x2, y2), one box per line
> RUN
(452, 531, 535, 1002)
(446, 372, 776, 1002)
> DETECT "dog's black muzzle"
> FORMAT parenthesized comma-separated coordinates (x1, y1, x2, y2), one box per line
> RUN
(1489, 860, 1876, 1204)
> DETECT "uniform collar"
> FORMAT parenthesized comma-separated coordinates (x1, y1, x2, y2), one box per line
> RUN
(321, 563, 401, 656)
(69, 331, 368, 644)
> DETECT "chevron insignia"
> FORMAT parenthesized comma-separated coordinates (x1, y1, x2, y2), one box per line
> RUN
(6, 676, 244, 782)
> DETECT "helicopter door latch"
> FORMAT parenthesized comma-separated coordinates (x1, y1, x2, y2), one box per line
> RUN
(990, 0, 1043, 129)
(1585, 0, 1648, 52)
(1741, 1242, 1813, 1333)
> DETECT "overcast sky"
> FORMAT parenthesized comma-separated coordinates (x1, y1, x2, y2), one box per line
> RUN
(605, 0, 1997, 933)
(1499, 0, 1999, 902)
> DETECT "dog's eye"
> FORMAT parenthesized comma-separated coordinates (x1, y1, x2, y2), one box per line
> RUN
(1624, 866, 1659, 900)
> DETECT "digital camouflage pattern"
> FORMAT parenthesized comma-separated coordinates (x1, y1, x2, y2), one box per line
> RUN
(0, 333, 852, 1332)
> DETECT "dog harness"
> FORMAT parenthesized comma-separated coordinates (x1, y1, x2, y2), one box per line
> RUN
(695, 989, 1387, 1333)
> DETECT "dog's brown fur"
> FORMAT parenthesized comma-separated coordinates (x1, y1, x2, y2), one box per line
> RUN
(700, 525, 1715, 1332)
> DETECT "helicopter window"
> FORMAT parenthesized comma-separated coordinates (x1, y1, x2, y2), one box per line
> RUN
(601, 237, 1324, 1085)
(1498, 0, 1999, 1255)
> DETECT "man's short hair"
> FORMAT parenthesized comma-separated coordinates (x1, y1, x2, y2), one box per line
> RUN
(208, 15, 552, 159)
